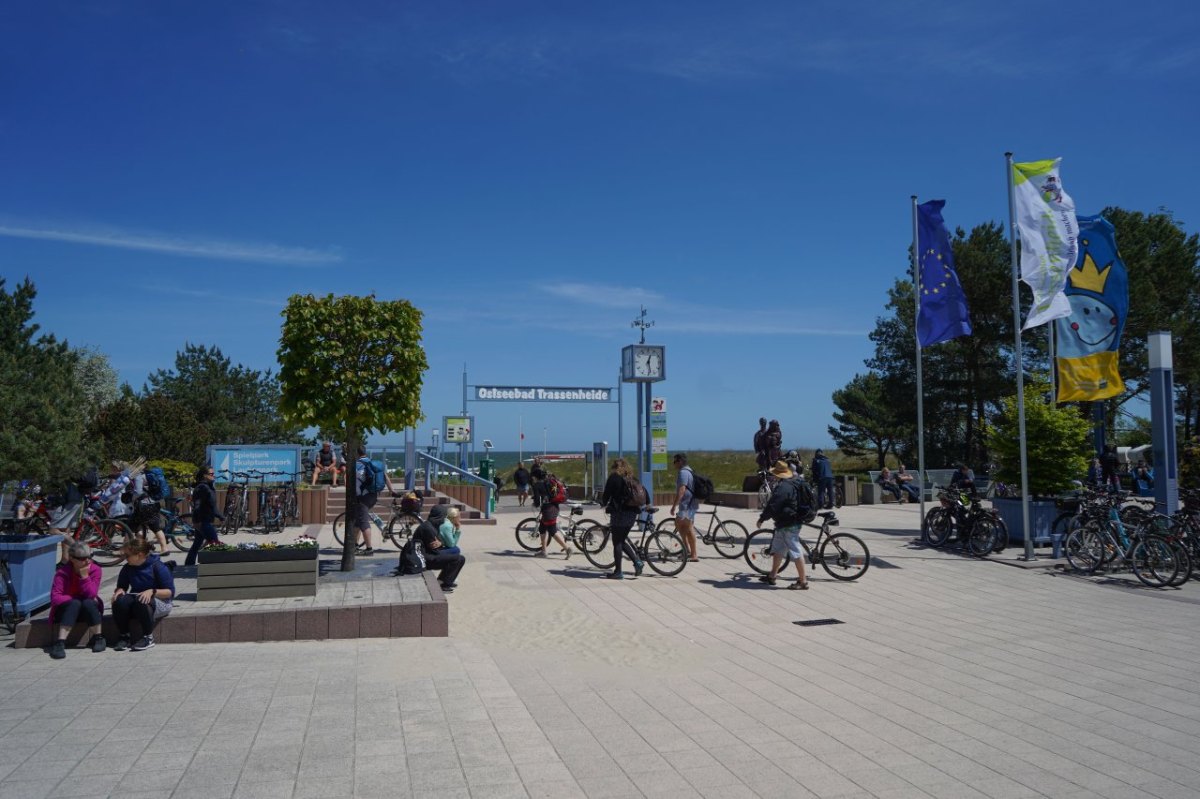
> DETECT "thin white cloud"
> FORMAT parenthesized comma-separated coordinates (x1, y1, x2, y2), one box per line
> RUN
(0, 222, 342, 265)
(540, 282, 665, 309)
(144, 284, 285, 307)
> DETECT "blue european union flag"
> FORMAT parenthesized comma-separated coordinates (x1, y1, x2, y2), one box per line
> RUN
(917, 200, 972, 347)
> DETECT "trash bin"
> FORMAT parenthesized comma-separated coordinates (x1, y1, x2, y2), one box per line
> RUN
(0, 534, 63, 614)
(478, 458, 495, 513)
(837, 475, 858, 506)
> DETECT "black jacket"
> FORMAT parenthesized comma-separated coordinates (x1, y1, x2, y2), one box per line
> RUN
(759, 477, 804, 527)
(413, 505, 448, 552)
(191, 480, 224, 524)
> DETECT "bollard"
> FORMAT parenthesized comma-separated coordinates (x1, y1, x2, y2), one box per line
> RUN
(1050, 533, 1064, 559)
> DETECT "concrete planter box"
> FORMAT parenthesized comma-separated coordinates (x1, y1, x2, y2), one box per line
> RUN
(991, 497, 1058, 545)
(197, 548, 318, 601)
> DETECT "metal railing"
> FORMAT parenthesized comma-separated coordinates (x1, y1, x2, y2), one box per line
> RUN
(415, 451, 494, 519)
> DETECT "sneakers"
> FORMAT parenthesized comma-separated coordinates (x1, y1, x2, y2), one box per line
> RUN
(605, 572, 625, 580)
(633, 560, 644, 577)
(132, 635, 155, 651)
(49, 640, 66, 659)
(440, 583, 456, 594)
(358, 547, 375, 556)
(88, 634, 106, 653)
(113, 635, 132, 652)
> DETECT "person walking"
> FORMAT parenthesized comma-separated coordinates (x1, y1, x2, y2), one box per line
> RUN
(670, 453, 700, 562)
(757, 460, 810, 589)
(811, 449, 835, 509)
(513, 462, 531, 507)
(600, 458, 644, 579)
(352, 447, 395, 556)
(529, 458, 547, 508)
(534, 474, 573, 559)
(48, 541, 105, 659)
(185, 465, 223, 566)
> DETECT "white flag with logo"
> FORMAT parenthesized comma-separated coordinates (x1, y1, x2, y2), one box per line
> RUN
(1012, 158, 1079, 329)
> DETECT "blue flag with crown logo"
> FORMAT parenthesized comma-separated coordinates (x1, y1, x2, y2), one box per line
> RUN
(917, 200, 972, 347)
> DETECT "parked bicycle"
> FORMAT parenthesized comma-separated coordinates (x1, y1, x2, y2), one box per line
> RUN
(655, 500, 748, 558)
(922, 488, 1007, 557)
(1064, 491, 1190, 587)
(581, 506, 689, 576)
(219, 470, 251, 534)
(0, 557, 23, 634)
(743, 512, 870, 580)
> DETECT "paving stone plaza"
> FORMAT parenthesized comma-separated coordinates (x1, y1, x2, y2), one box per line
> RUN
(3, 499, 1199, 799)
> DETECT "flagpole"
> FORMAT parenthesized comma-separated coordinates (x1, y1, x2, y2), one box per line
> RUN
(1049, 324, 1056, 402)
(519, 415, 523, 463)
(911, 196, 927, 534)
(1006, 152, 1035, 561)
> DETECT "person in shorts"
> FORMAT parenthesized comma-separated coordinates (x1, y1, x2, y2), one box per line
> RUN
(670, 453, 700, 562)
(513, 462, 531, 507)
(352, 447, 395, 556)
(756, 460, 810, 589)
(311, 442, 346, 487)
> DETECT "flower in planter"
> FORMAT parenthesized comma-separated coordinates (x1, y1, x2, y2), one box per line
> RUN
(260, 542, 278, 550)
(236, 542, 261, 550)
(292, 535, 318, 549)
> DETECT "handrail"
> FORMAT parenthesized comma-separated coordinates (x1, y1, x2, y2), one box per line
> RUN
(415, 451, 493, 519)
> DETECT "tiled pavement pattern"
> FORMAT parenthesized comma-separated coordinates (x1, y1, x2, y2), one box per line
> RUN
(2, 501, 1199, 798)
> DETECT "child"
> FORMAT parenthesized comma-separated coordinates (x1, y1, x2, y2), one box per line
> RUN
(111, 538, 175, 651)
(535, 475, 573, 559)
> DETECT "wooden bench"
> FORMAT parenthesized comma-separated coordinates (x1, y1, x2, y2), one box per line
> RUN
(861, 469, 960, 504)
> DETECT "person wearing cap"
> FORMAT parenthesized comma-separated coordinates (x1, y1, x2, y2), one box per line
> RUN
(756, 460, 810, 589)
(811, 449, 835, 510)
(48, 541, 105, 659)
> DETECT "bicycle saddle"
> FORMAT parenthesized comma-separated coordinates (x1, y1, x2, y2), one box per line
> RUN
(818, 511, 838, 524)
(645, 506, 659, 514)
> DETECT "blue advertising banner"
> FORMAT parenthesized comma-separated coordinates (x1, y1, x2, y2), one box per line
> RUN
(206, 445, 302, 483)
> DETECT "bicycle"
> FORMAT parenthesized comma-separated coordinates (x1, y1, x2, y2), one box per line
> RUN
(655, 500, 748, 558)
(743, 512, 870, 580)
(580, 507, 689, 576)
(333, 495, 422, 551)
(1064, 509, 1183, 588)
(922, 488, 1007, 557)
(219, 471, 250, 534)
(0, 557, 24, 634)
(157, 497, 196, 552)
(514, 503, 607, 556)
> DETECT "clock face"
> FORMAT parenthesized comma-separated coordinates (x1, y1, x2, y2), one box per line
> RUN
(633, 347, 663, 378)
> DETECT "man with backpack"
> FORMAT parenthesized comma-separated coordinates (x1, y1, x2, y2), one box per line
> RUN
(810, 449, 835, 510)
(756, 460, 812, 589)
(352, 446, 395, 556)
(670, 453, 703, 562)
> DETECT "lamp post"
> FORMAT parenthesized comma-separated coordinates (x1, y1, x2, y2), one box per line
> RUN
(543, 427, 548, 456)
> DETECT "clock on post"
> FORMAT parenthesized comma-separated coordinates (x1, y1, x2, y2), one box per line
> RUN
(621, 344, 665, 383)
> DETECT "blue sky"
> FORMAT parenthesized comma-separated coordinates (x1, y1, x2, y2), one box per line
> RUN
(2, 1, 1197, 453)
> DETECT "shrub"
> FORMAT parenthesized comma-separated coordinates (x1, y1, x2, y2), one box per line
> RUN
(986, 383, 1091, 498)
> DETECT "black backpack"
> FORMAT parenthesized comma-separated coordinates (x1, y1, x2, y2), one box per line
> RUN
(397, 538, 427, 575)
(690, 471, 714, 501)
(623, 476, 649, 509)
(793, 479, 817, 523)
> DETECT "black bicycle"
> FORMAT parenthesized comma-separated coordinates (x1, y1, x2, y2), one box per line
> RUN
(922, 489, 1007, 557)
(655, 501, 748, 558)
(581, 507, 689, 576)
(0, 558, 24, 634)
(743, 512, 870, 580)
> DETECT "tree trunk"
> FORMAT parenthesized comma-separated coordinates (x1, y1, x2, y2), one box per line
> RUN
(341, 422, 358, 572)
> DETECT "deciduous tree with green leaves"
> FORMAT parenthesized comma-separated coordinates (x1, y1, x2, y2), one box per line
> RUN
(986, 383, 1091, 497)
(278, 294, 428, 571)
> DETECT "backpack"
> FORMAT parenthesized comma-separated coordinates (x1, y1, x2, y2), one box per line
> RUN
(793, 479, 817, 523)
(689, 470, 714, 501)
(623, 475, 649, 509)
(397, 537, 426, 575)
(545, 478, 566, 504)
(361, 458, 387, 493)
(144, 467, 171, 500)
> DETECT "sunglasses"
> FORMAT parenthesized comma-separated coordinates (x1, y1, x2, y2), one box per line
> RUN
(70, 555, 90, 562)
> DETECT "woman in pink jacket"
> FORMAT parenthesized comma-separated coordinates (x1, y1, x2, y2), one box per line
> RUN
(49, 541, 105, 659)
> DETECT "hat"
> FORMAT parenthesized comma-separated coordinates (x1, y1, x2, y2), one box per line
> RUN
(769, 460, 793, 478)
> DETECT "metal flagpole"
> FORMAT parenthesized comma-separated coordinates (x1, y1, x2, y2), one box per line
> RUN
(1006, 153, 1035, 561)
(1049, 324, 1056, 402)
(912, 196, 927, 533)
(618, 367, 624, 460)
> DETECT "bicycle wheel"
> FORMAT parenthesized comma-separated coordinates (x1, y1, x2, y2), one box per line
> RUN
(834, 483, 845, 509)
(91, 519, 131, 566)
(1051, 512, 1079, 541)
(0, 561, 22, 634)
(818, 533, 870, 580)
(743, 528, 789, 575)
(168, 513, 196, 552)
(18, 515, 50, 536)
(574, 520, 607, 554)
(708, 520, 748, 558)
(386, 513, 420, 550)
(1064, 527, 1104, 574)
(332, 512, 347, 546)
(1131, 536, 1179, 588)
(643, 531, 687, 576)
(757, 481, 771, 508)
(514, 517, 542, 551)
(1166, 539, 1192, 587)
(284, 489, 299, 524)
(655, 517, 677, 534)
(923, 507, 954, 547)
(581, 525, 615, 570)
(965, 518, 998, 558)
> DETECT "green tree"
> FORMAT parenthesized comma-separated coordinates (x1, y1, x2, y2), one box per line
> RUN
(986, 383, 1091, 497)
(278, 294, 428, 570)
(0, 278, 91, 484)
(147, 343, 301, 445)
(828, 373, 903, 469)
(89, 394, 208, 464)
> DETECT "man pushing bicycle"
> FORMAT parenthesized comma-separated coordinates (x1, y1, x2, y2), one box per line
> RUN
(757, 460, 813, 590)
